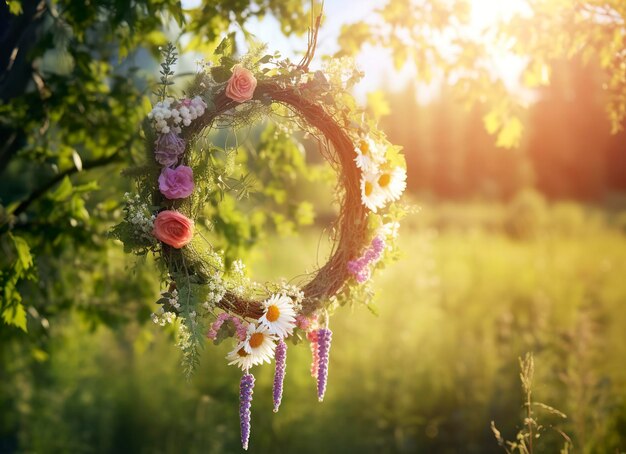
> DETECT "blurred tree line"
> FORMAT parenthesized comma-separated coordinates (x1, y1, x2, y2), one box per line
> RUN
(383, 58, 626, 200)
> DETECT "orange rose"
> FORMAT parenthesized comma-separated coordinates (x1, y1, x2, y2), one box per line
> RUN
(225, 65, 257, 102)
(152, 210, 194, 249)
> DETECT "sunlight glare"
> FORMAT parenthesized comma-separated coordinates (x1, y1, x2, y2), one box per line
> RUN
(469, 0, 528, 31)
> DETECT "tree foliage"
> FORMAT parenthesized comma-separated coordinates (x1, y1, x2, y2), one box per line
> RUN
(0, 0, 315, 334)
(337, 0, 626, 146)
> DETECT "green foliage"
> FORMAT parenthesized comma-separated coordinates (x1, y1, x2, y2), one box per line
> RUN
(0, 0, 311, 334)
(155, 43, 178, 102)
(0, 234, 35, 331)
(3, 204, 626, 452)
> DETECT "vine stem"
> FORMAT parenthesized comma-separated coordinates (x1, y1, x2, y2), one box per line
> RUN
(159, 79, 367, 320)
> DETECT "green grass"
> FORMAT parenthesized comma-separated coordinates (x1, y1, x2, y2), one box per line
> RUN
(3, 202, 626, 453)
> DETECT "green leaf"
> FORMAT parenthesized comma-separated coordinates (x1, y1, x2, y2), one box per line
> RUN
(11, 234, 33, 271)
(2, 304, 28, 332)
(49, 176, 73, 202)
(7, 0, 22, 15)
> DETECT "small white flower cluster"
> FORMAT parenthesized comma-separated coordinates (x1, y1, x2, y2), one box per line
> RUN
(124, 192, 155, 242)
(151, 307, 177, 326)
(276, 282, 305, 311)
(176, 322, 193, 352)
(232, 259, 246, 276)
(151, 289, 180, 326)
(228, 258, 263, 297)
(147, 96, 207, 134)
(377, 221, 400, 241)
(203, 272, 227, 310)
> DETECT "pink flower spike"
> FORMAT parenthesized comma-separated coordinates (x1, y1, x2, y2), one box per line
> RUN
(307, 330, 319, 379)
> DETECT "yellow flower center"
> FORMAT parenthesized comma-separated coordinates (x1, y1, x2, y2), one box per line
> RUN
(266, 304, 280, 322)
(237, 348, 248, 357)
(378, 173, 391, 188)
(249, 332, 264, 348)
(364, 181, 373, 196)
(359, 140, 369, 155)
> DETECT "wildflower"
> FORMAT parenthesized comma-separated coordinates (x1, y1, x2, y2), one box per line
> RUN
(239, 372, 255, 450)
(243, 324, 276, 365)
(307, 330, 319, 379)
(227, 341, 257, 371)
(316, 327, 332, 402)
(295, 314, 315, 331)
(272, 339, 287, 413)
(377, 166, 407, 202)
(158, 165, 194, 199)
(354, 138, 384, 173)
(258, 294, 297, 338)
(360, 172, 387, 213)
(154, 132, 186, 167)
(347, 235, 385, 283)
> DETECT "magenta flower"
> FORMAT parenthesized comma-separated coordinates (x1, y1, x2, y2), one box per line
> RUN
(296, 314, 316, 331)
(154, 132, 186, 167)
(240, 372, 255, 450)
(158, 166, 194, 199)
(347, 235, 386, 283)
(273, 339, 287, 413)
(316, 328, 332, 402)
(207, 313, 248, 341)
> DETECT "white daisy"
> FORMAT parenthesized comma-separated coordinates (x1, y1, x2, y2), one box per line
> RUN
(377, 166, 407, 202)
(354, 138, 385, 173)
(242, 324, 276, 365)
(360, 172, 387, 213)
(259, 294, 297, 338)
(226, 341, 258, 371)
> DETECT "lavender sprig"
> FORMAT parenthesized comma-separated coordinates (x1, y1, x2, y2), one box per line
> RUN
(316, 327, 332, 402)
(273, 339, 287, 413)
(239, 372, 255, 450)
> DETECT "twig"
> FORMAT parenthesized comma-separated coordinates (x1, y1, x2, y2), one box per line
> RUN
(297, 0, 324, 72)
(11, 140, 131, 216)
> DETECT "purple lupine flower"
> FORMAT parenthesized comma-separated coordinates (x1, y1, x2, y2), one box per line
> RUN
(273, 339, 287, 413)
(154, 132, 186, 167)
(239, 372, 255, 450)
(316, 328, 332, 402)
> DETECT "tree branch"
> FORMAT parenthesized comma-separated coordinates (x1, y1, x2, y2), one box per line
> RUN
(12, 147, 128, 216)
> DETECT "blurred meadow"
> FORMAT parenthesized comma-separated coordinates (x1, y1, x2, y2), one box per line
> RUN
(2, 0, 626, 453)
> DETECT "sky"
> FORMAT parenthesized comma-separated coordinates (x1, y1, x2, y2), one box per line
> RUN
(180, 0, 530, 103)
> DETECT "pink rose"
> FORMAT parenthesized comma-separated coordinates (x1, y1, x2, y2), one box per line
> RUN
(152, 210, 194, 249)
(225, 65, 257, 102)
(158, 166, 194, 200)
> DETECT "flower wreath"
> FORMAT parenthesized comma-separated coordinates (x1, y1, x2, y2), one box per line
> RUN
(113, 37, 406, 450)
